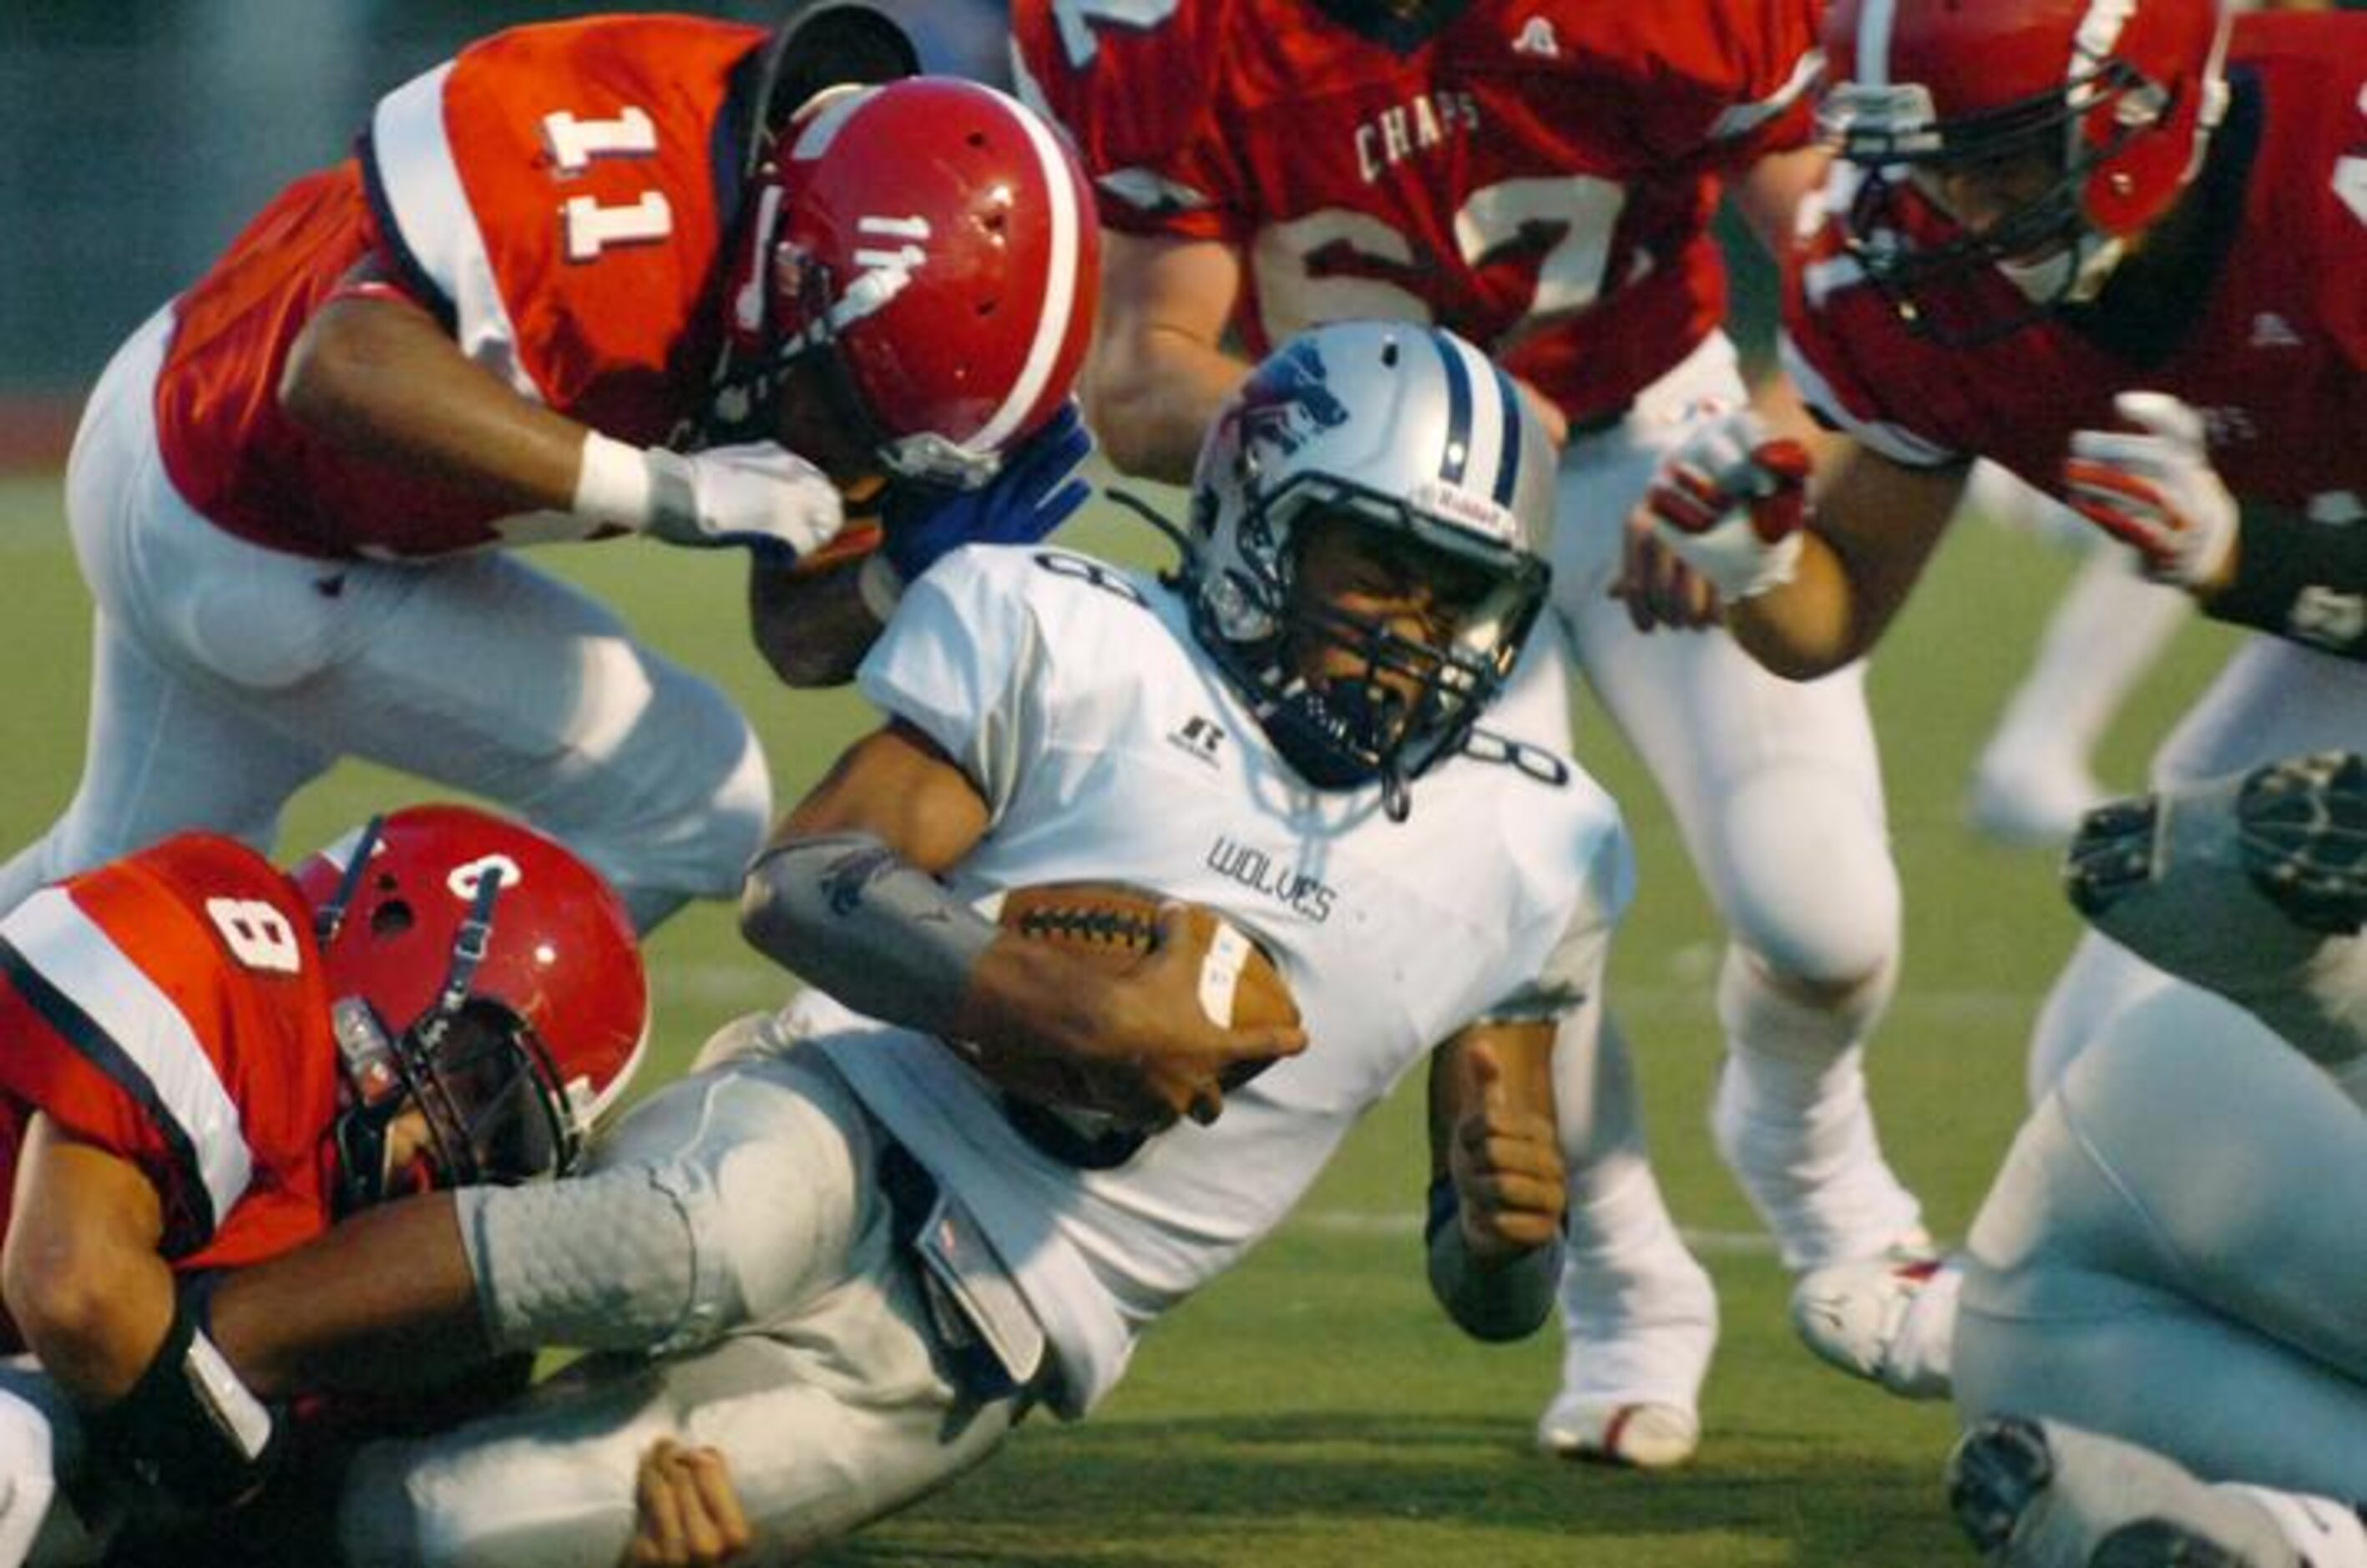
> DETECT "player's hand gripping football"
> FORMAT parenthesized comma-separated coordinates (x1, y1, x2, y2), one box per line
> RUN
(1447, 1037, 1566, 1264)
(2063, 392, 2238, 594)
(1621, 407, 1811, 631)
(962, 900, 1307, 1131)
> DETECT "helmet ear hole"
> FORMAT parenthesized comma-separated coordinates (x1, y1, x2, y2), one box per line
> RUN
(369, 900, 413, 938)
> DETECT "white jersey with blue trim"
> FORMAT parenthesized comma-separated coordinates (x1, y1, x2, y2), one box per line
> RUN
(807, 542, 1630, 1415)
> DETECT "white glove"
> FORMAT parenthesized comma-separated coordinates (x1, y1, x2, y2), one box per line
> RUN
(2063, 392, 2238, 590)
(574, 433, 845, 564)
(1644, 408, 1811, 602)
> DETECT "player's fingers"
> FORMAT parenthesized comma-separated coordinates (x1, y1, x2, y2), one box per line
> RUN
(2063, 497, 2164, 559)
(630, 1441, 690, 1565)
(680, 1447, 752, 1561)
(2062, 459, 2164, 512)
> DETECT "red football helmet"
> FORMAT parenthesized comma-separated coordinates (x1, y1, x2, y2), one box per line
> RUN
(716, 76, 1100, 489)
(1819, 0, 2232, 337)
(293, 806, 650, 1211)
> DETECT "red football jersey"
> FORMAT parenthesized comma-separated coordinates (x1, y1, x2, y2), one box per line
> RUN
(1014, 0, 1821, 427)
(151, 15, 766, 559)
(1783, 14, 2367, 521)
(0, 834, 342, 1323)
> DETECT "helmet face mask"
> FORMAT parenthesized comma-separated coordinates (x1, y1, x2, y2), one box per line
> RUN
(1186, 324, 1555, 813)
(1819, 0, 2231, 344)
(297, 808, 649, 1212)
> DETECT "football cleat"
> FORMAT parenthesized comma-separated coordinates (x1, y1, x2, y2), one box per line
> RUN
(2062, 761, 2359, 1009)
(2235, 751, 2367, 936)
(1536, 1396, 1702, 1472)
(1540, 1243, 1717, 1470)
(1948, 1416, 2300, 1568)
(1789, 1253, 1956, 1401)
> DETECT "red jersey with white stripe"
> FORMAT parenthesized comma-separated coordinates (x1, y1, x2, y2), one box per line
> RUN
(1782, 16, 2367, 518)
(1013, 0, 1820, 427)
(0, 834, 341, 1330)
(151, 15, 765, 559)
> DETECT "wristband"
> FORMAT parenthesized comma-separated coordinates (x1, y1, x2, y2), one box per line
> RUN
(87, 1287, 282, 1509)
(1424, 1174, 1563, 1343)
(572, 431, 656, 529)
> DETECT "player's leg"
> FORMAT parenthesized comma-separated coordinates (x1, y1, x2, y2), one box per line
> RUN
(341, 1041, 1029, 1564)
(2026, 640, 2367, 1094)
(1554, 334, 1924, 1274)
(1537, 1000, 1717, 1468)
(255, 549, 771, 933)
(1956, 993, 2367, 1503)
(1491, 637, 1718, 1466)
(2065, 754, 2367, 1079)
(0, 307, 335, 917)
(1948, 1415, 2316, 1568)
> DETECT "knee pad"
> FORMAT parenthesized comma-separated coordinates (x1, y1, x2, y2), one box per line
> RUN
(467, 1064, 874, 1358)
(1719, 941, 1898, 1065)
(1712, 764, 1900, 989)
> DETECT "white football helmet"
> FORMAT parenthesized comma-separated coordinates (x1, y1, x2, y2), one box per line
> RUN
(1186, 321, 1555, 810)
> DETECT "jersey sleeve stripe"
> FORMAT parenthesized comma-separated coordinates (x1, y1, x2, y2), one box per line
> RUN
(0, 891, 252, 1246)
(363, 62, 538, 402)
(1778, 331, 1962, 469)
(1709, 47, 1825, 139)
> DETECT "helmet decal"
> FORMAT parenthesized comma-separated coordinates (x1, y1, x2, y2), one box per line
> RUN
(1235, 340, 1352, 458)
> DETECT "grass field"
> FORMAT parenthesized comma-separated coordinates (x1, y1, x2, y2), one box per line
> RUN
(0, 470, 2243, 1565)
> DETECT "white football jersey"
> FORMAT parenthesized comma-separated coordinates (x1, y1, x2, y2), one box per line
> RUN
(807, 544, 1631, 1414)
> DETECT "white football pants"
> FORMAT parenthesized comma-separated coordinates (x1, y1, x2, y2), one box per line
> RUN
(336, 1029, 1024, 1566)
(1958, 985, 2367, 1503)
(1535, 331, 1916, 1287)
(0, 309, 771, 931)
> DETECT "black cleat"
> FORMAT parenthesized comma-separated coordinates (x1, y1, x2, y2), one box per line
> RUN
(2237, 751, 2367, 935)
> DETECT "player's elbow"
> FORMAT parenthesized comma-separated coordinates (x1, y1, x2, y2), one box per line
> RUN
(281, 298, 379, 437)
(737, 850, 808, 966)
(1080, 345, 1197, 483)
(1085, 378, 1176, 481)
(2, 1238, 144, 1390)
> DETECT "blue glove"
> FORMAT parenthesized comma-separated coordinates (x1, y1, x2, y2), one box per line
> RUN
(878, 403, 1094, 584)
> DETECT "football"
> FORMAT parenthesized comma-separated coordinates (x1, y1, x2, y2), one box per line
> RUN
(986, 881, 1300, 1097)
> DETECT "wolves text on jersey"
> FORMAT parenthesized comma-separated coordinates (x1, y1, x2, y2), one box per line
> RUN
(1205, 837, 1338, 923)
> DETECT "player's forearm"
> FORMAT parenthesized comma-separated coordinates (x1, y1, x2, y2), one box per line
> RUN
(206, 1195, 488, 1399)
(1089, 325, 1251, 484)
(1725, 534, 1882, 679)
(281, 294, 590, 513)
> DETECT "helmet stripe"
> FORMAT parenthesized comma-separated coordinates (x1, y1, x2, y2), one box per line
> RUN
(970, 89, 1085, 453)
(1486, 362, 1524, 508)
(1430, 329, 1475, 487)
(1854, 0, 1899, 89)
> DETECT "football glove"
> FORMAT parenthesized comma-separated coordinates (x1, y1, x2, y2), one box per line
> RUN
(878, 402, 1095, 586)
(1645, 408, 1811, 603)
(2063, 392, 2238, 591)
(576, 433, 846, 565)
